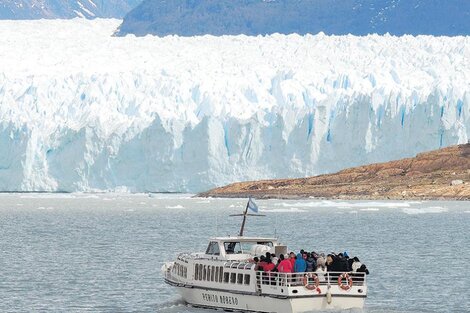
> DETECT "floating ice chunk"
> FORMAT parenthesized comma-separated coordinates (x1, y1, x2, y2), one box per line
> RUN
(402, 207, 448, 215)
(36, 206, 54, 210)
(260, 208, 307, 213)
(165, 205, 185, 209)
(21, 194, 76, 199)
(275, 201, 412, 208)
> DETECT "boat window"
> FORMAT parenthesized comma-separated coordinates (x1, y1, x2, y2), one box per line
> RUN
(256, 241, 273, 247)
(205, 241, 220, 255)
(244, 274, 250, 285)
(230, 273, 236, 284)
(224, 241, 273, 254)
(197, 264, 202, 280)
(219, 267, 223, 283)
(214, 266, 219, 282)
(211, 266, 215, 281)
(183, 267, 187, 278)
(224, 272, 230, 283)
(237, 273, 243, 284)
(224, 242, 242, 254)
(203, 265, 207, 281)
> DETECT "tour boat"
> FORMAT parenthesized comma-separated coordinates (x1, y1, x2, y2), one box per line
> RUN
(162, 199, 367, 312)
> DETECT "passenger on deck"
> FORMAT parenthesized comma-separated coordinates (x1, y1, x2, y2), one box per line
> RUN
(257, 256, 267, 271)
(278, 254, 293, 273)
(351, 257, 362, 272)
(306, 253, 316, 272)
(271, 253, 278, 266)
(315, 258, 327, 282)
(253, 256, 260, 270)
(289, 252, 296, 269)
(336, 253, 350, 272)
(326, 254, 341, 272)
(357, 263, 369, 275)
(264, 257, 276, 272)
(294, 253, 307, 273)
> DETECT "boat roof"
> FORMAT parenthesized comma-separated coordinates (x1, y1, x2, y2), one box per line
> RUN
(209, 236, 278, 242)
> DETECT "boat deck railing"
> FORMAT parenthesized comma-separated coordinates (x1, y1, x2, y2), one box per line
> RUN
(258, 271, 367, 287)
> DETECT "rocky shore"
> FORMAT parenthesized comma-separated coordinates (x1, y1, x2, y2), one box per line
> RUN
(198, 144, 470, 200)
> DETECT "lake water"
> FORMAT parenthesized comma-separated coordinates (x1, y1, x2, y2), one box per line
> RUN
(0, 194, 468, 313)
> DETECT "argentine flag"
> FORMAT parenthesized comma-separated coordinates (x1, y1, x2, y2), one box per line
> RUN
(248, 197, 259, 213)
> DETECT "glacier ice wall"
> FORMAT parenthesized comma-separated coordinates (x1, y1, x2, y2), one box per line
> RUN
(0, 19, 469, 192)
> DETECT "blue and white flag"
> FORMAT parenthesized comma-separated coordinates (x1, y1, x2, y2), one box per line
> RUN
(247, 197, 258, 213)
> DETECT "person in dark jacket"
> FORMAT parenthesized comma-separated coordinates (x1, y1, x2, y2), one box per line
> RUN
(326, 254, 340, 272)
(336, 253, 350, 272)
(357, 264, 369, 275)
(306, 253, 316, 272)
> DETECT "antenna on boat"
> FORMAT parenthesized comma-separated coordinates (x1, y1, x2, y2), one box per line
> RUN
(216, 208, 219, 237)
(229, 197, 265, 236)
(274, 211, 277, 238)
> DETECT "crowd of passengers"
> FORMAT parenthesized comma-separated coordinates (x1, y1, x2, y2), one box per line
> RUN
(251, 250, 369, 278)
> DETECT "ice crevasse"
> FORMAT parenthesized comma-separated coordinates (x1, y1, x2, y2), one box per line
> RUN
(0, 19, 469, 192)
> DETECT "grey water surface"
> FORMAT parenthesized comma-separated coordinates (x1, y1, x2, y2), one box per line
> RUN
(0, 194, 468, 313)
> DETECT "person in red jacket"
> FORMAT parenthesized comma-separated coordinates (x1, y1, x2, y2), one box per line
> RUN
(289, 252, 296, 269)
(278, 254, 293, 273)
(264, 258, 276, 272)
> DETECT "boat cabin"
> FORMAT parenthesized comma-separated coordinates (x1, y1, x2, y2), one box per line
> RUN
(202, 236, 288, 261)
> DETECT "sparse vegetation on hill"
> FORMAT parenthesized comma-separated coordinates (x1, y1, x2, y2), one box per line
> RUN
(199, 144, 470, 200)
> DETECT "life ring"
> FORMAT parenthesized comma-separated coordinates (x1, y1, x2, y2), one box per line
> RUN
(303, 273, 321, 293)
(338, 273, 353, 291)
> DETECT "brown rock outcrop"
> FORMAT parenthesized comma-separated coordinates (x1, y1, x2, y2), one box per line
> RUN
(198, 144, 470, 200)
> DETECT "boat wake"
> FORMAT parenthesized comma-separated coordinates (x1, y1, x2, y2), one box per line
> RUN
(155, 299, 188, 312)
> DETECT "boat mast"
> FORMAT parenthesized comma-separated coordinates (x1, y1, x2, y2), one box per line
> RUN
(239, 200, 250, 236)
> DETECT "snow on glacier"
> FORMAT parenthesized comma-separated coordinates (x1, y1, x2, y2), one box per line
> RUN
(0, 19, 469, 192)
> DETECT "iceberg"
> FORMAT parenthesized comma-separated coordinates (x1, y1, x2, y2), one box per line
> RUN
(0, 19, 469, 192)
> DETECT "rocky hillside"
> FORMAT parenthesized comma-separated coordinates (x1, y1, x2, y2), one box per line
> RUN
(199, 144, 470, 200)
(116, 0, 470, 37)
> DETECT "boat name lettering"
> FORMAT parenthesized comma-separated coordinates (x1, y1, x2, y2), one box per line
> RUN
(201, 293, 239, 305)
(202, 293, 219, 303)
(219, 295, 238, 305)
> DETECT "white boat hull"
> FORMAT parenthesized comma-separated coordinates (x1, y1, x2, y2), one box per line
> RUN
(175, 285, 365, 313)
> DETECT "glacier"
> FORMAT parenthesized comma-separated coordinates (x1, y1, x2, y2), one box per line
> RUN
(0, 19, 469, 192)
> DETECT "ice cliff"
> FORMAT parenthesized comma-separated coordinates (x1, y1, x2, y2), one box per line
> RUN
(117, 0, 470, 37)
(0, 19, 469, 192)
